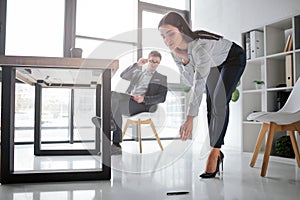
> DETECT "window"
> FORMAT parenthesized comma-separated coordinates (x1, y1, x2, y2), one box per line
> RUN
(76, 0, 137, 40)
(140, 0, 189, 10)
(5, 0, 65, 57)
(5, 0, 191, 143)
(75, 0, 138, 92)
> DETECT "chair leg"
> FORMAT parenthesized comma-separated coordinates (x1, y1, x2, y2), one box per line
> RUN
(250, 123, 269, 167)
(149, 119, 163, 151)
(138, 119, 142, 153)
(122, 120, 130, 139)
(288, 130, 300, 167)
(261, 123, 278, 177)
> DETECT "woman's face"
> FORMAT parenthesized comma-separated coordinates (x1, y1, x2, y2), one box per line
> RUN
(159, 24, 184, 51)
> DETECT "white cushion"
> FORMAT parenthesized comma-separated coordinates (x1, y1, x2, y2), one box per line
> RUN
(247, 77, 300, 125)
(247, 110, 300, 125)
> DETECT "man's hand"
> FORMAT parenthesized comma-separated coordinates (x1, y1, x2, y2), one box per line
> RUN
(133, 95, 144, 103)
(137, 58, 148, 67)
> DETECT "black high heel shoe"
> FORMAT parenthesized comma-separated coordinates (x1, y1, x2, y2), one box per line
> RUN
(200, 151, 224, 179)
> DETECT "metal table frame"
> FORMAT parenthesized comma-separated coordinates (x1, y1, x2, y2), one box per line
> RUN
(0, 56, 118, 184)
(33, 83, 101, 156)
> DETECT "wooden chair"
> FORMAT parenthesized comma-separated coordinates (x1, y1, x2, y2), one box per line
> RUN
(122, 105, 164, 153)
(247, 77, 300, 177)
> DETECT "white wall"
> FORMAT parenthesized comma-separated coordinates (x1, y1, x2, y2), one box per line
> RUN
(191, 0, 242, 44)
(240, 0, 300, 32)
(191, 0, 300, 150)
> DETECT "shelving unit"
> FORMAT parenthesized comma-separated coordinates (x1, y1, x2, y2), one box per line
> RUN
(241, 14, 300, 155)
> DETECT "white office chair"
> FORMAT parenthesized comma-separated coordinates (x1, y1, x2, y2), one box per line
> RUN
(247, 77, 300, 177)
(122, 105, 165, 153)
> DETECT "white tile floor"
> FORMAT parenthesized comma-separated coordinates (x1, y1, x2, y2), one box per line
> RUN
(1, 139, 300, 200)
(14, 144, 102, 171)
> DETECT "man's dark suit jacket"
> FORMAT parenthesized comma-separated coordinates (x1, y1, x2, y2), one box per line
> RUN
(120, 63, 168, 106)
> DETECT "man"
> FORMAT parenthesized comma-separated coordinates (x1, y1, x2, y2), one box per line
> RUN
(92, 50, 168, 155)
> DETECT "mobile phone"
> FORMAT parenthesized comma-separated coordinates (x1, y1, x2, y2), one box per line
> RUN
(166, 191, 189, 196)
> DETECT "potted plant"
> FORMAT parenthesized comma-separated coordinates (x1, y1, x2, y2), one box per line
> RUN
(253, 80, 265, 89)
(275, 136, 295, 158)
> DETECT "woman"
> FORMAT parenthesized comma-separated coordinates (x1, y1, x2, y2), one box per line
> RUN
(158, 12, 246, 178)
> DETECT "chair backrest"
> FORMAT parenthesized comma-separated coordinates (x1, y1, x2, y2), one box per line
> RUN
(279, 77, 300, 113)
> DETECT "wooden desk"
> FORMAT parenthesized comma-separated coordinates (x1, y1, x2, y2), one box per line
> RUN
(0, 55, 118, 184)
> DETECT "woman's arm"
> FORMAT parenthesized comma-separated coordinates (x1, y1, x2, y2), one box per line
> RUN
(186, 44, 213, 117)
(171, 49, 211, 117)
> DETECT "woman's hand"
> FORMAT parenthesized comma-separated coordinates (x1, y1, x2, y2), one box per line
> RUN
(179, 116, 194, 141)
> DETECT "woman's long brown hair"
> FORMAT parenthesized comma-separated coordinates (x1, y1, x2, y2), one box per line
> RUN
(158, 11, 223, 41)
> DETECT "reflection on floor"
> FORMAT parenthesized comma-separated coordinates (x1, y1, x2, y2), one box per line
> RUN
(1, 139, 300, 200)
(14, 144, 102, 171)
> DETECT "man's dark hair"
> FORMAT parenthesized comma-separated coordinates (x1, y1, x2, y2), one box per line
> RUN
(148, 50, 162, 60)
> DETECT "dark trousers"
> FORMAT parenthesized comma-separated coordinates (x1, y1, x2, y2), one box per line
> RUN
(111, 91, 150, 143)
(206, 43, 246, 148)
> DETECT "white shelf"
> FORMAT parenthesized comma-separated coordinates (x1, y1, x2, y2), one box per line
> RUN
(242, 89, 263, 93)
(246, 56, 264, 64)
(266, 86, 293, 91)
(241, 14, 300, 158)
(266, 51, 293, 59)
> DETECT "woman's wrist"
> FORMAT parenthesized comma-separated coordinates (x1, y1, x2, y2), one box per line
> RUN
(186, 115, 194, 122)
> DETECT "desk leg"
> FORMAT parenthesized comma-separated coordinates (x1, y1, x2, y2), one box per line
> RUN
(34, 83, 42, 155)
(96, 84, 101, 154)
(102, 69, 111, 175)
(69, 89, 74, 144)
(1, 67, 16, 181)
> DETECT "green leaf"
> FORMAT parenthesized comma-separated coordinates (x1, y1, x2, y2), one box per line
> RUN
(231, 89, 240, 102)
(253, 80, 265, 85)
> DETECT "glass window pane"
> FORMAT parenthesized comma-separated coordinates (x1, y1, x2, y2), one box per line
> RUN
(111, 51, 136, 92)
(15, 83, 35, 143)
(140, 0, 188, 10)
(75, 38, 137, 59)
(75, 38, 103, 59)
(5, 0, 65, 57)
(142, 11, 164, 28)
(76, 0, 137, 40)
(41, 192, 68, 200)
(74, 190, 96, 200)
(41, 88, 70, 142)
(14, 193, 33, 200)
(73, 88, 96, 147)
(76, 37, 137, 93)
